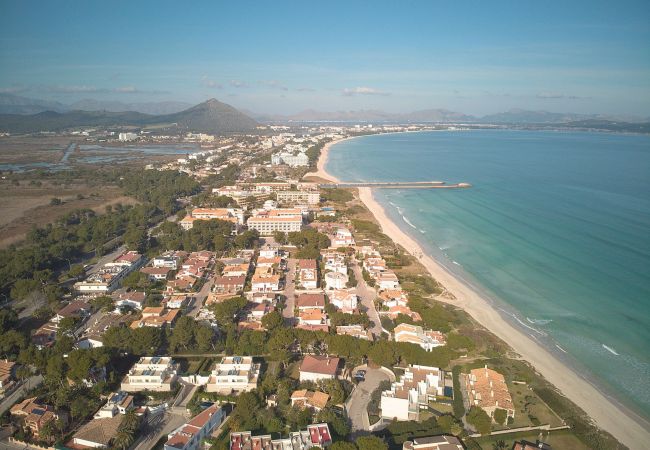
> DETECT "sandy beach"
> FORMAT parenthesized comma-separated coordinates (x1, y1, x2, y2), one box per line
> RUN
(313, 136, 650, 449)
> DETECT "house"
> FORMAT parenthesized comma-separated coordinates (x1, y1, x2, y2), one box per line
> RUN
(381, 305, 422, 322)
(256, 256, 282, 268)
(379, 289, 409, 307)
(0, 359, 16, 395)
(322, 252, 347, 275)
(222, 264, 250, 277)
(394, 323, 446, 351)
(402, 435, 465, 450)
(71, 414, 123, 448)
(140, 266, 172, 281)
(327, 290, 358, 312)
(152, 255, 181, 270)
(131, 307, 180, 329)
(463, 366, 515, 420)
(291, 390, 330, 411)
(296, 293, 325, 311)
(297, 259, 318, 289)
(336, 325, 373, 341)
(331, 227, 355, 247)
(77, 313, 131, 349)
(324, 271, 348, 290)
(165, 294, 192, 309)
(164, 403, 226, 450)
(230, 423, 332, 450)
(299, 355, 340, 382)
(248, 302, 272, 321)
(166, 276, 197, 293)
(52, 300, 92, 325)
(377, 271, 400, 290)
(381, 365, 445, 421)
(10, 397, 61, 439)
(298, 309, 328, 327)
(513, 440, 552, 450)
(94, 391, 134, 418)
(121, 356, 178, 392)
(114, 291, 145, 310)
(259, 245, 281, 259)
(214, 275, 246, 294)
(251, 268, 281, 292)
(206, 356, 260, 394)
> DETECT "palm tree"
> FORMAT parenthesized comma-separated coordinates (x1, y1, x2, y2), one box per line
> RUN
(492, 440, 507, 450)
(112, 429, 135, 450)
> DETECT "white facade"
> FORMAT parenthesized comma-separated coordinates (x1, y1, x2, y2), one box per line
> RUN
(324, 271, 348, 290)
(121, 356, 177, 392)
(119, 132, 138, 141)
(206, 356, 260, 394)
(247, 216, 302, 235)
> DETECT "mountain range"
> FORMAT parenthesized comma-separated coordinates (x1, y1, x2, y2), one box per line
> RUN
(0, 98, 258, 134)
(0, 93, 648, 134)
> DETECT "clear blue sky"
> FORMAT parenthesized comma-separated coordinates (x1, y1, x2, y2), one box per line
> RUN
(1, 0, 649, 116)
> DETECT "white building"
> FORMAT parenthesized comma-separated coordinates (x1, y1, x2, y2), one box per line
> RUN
(324, 271, 348, 290)
(394, 323, 446, 351)
(380, 365, 445, 421)
(206, 356, 260, 394)
(271, 151, 309, 167)
(276, 190, 320, 205)
(164, 403, 225, 450)
(118, 132, 138, 142)
(247, 215, 302, 235)
(121, 356, 177, 392)
(327, 290, 358, 312)
(299, 355, 340, 382)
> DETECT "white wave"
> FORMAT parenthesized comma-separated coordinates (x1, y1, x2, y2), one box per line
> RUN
(402, 215, 417, 229)
(419, 229, 426, 234)
(555, 344, 568, 353)
(499, 307, 547, 336)
(602, 344, 620, 356)
(452, 260, 461, 266)
(526, 317, 553, 325)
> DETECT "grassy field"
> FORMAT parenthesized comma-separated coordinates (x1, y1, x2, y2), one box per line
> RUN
(471, 429, 589, 450)
(0, 135, 81, 164)
(0, 180, 137, 248)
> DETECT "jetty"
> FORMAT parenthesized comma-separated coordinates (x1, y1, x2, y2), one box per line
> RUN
(318, 181, 471, 189)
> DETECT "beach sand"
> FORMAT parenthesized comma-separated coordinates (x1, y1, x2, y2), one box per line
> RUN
(313, 136, 650, 449)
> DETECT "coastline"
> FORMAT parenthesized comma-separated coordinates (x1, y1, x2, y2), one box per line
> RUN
(313, 134, 650, 449)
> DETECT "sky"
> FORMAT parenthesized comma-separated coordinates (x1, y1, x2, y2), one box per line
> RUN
(0, 0, 649, 116)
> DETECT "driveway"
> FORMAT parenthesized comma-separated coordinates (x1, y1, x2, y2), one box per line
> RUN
(133, 409, 187, 450)
(351, 263, 382, 337)
(282, 259, 297, 322)
(345, 365, 393, 436)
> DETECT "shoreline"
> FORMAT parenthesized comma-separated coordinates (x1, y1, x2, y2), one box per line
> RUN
(313, 133, 650, 449)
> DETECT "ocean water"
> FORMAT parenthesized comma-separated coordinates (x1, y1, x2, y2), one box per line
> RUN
(326, 130, 650, 418)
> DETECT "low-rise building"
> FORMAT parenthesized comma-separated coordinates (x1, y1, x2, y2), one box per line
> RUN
(164, 403, 226, 450)
(298, 259, 318, 289)
(214, 275, 246, 294)
(230, 423, 332, 450)
(331, 227, 355, 247)
(394, 323, 446, 351)
(381, 365, 445, 421)
(290, 390, 330, 411)
(115, 291, 146, 310)
(327, 290, 358, 312)
(402, 435, 465, 450)
(0, 359, 16, 395)
(94, 391, 134, 419)
(10, 397, 62, 439)
(324, 271, 348, 290)
(377, 271, 400, 290)
(276, 190, 320, 205)
(336, 325, 373, 340)
(296, 293, 326, 311)
(121, 356, 177, 392)
(131, 307, 180, 329)
(180, 208, 244, 230)
(463, 365, 515, 420)
(299, 355, 340, 382)
(206, 356, 260, 394)
(71, 414, 122, 448)
(141, 266, 172, 281)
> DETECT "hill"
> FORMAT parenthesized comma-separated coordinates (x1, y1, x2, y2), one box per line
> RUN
(69, 99, 192, 115)
(0, 93, 69, 114)
(0, 98, 258, 134)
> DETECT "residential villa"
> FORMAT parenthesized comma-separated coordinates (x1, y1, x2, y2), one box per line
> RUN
(463, 365, 515, 420)
(230, 423, 332, 450)
(327, 290, 358, 312)
(130, 307, 180, 329)
(402, 435, 465, 450)
(114, 291, 146, 310)
(121, 356, 178, 392)
(331, 227, 355, 247)
(251, 266, 281, 292)
(164, 403, 226, 450)
(10, 397, 62, 439)
(299, 355, 340, 382)
(324, 271, 348, 290)
(336, 325, 373, 341)
(213, 275, 246, 294)
(290, 390, 330, 411)
(297, 259, 318, 289)
(381, 365, 446, 421)
(206, 356, 260, 394)
(0, 359, 16, 396)
(393, 323, 446, 351)
(296, 293, 326, 311)
(71, 415, 122, 448)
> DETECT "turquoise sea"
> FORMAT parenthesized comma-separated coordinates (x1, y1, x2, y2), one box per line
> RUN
(326, 130, 650, 419)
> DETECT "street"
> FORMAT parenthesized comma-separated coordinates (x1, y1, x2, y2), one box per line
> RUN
(186, 276, 214, 318)
(282, 259, 297, 322)
(350, 262, 383, 337)
(345, 365, 392, 436)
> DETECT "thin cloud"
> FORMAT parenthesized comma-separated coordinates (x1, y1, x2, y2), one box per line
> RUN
(296, 87, 316, 92)
(229, 80, 249, 88)
(537, 92, 590, 100)
(342, 86, 390, 96)
(0, 85, 29, 94)
(39, 85, 168, 94)
(201, 76, 223, 89)
(258, 80, 288, 91)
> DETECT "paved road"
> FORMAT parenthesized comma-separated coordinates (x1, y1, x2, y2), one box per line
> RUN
(282, 259, 297, 322)
(133, 409, 186, 450)
(351, 262, 382, 337)
(0, 376, 43, 416)
(345, 366, 392, 436)
(187, 276, 214, 318)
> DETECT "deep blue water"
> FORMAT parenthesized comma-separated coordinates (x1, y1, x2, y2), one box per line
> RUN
(327, 130, 650, 418)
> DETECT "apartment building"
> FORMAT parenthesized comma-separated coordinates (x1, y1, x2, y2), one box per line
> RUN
(164, 403, 225, 450)
(463, 365, 515, 420)
(246, 215, 302, 235)
(336, 325, 372, 341)
(180, 207, 244, 230)
(298, 259, 318, 289)
(206, 356, 260, 394)
(121, 356, 177, 392)
(230, 423, 332, 450)
(381, 365, 445, 421)
(74, 251, 144, 294)
(276, 190, 320, 205)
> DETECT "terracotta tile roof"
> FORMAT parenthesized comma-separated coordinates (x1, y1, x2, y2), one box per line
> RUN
(296, 293, 325, 308)
(299, 355, 339, 376)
